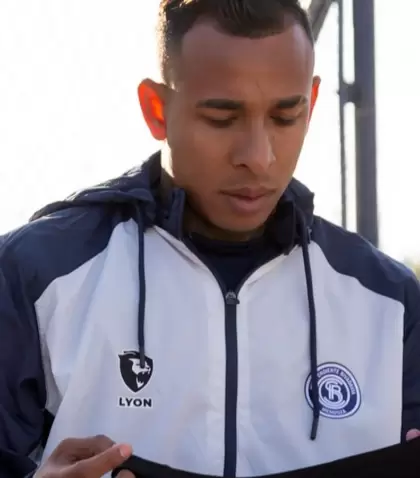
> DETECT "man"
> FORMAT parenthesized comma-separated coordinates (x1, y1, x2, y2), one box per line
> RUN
(1, 0, 420, 477)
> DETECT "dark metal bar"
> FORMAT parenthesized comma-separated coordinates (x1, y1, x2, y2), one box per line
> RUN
(352, 0, 378, 246)
(307, 0, 334, 41)
(337, 0, 347, 229)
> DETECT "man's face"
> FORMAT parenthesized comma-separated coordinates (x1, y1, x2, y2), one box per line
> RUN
(142, 20, 318, 237)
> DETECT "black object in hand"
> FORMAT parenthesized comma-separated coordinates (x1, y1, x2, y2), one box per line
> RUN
(112, 438, 420, 478)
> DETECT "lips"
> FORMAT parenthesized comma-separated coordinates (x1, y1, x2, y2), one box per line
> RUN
(222, 188, 272, 200)
(221, 188, 274, 215)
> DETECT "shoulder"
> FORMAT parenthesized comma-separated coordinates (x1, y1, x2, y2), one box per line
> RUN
(311, 216, 418, 305)
(0, 205, 129, 302)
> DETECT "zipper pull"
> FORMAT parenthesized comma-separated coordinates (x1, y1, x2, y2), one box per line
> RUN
(225, 291, 239, 306)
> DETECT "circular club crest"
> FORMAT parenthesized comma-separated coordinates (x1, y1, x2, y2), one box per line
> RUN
(305, 362, 361, 419)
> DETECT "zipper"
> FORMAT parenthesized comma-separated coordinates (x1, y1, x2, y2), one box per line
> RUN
(223, 289, 240, 477)
(222, 274, 257, 476)
(185, 238, 275, 477)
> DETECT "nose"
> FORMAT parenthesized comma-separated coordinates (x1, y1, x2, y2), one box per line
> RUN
(232, 123, 275, 175)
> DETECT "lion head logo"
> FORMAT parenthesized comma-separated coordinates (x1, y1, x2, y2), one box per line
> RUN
(119, 351, 153, 393)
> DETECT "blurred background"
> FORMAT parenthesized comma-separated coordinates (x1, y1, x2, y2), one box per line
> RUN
(0, 0, 419, 271)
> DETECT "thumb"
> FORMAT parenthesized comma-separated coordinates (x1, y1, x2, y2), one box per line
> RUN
(406, 429, 420, 441)
(70, 443, 132, 477)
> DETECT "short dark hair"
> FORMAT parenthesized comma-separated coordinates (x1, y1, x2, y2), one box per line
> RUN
(157, 0, 313, 83)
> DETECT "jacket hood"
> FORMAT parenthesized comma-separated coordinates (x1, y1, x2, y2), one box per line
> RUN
(30, 151, 315, 234)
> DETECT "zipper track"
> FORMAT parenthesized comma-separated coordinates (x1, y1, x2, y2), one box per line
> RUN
(223, 290, 239, 477)
(185, 239, 273, 477)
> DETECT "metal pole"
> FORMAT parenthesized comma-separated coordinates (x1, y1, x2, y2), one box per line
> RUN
(352, 0, 378, 246)
(308, 0, 334, 41)
(337, 0, 347, 229)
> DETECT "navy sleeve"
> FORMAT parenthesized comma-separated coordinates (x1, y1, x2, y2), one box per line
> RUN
(0, 244, 46, 477)
(402, 273, 420, 440)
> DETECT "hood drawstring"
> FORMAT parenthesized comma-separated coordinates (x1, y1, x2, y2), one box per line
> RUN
(133, 203, 147, 369)
(298, 214, 320, 440)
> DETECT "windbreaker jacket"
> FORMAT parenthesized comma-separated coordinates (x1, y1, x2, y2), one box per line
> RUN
(1, 153, 420, 477)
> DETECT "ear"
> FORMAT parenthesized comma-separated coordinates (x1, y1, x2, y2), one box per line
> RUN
(308, 76, 321, 124)
(138, 79, 167, 141)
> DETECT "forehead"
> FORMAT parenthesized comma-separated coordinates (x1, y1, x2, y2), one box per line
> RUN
(175, 20, 314, 102)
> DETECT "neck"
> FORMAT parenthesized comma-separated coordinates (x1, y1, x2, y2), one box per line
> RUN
(184, 204, 264, 242)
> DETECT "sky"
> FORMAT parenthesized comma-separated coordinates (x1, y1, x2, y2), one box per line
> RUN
(0, 1, 418, 261)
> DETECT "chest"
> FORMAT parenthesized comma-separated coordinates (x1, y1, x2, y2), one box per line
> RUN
(37, 228, 405, 474)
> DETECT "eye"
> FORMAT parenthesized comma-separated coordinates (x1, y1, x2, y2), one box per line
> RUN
(271, 116, 298, 126)
(203, 117, 235, 128)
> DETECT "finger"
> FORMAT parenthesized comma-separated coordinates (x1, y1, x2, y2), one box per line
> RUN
(54, 435, 116, 462)
(406, 429, 420, 441)
(117, 471, 136, 478)
(70, 443, 132, 477)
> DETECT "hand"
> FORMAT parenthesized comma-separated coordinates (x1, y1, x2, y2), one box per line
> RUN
(407, 429, 420, 441)
(34, 434, 134, 477)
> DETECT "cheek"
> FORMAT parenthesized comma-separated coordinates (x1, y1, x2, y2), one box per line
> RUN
(271, 125, 307, 164)
(189, 119, 234, 152)
(168, 121, 231, 184)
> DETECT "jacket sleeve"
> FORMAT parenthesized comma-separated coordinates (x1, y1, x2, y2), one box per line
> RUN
(402, 272, 420, 440)
(0, 245, 46, 478)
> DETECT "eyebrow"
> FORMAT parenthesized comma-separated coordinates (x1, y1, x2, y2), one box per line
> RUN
(195, 95, 307, 111)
